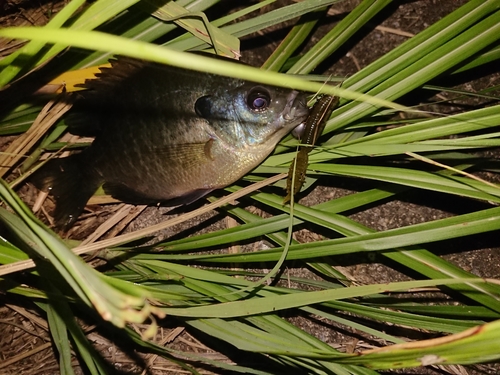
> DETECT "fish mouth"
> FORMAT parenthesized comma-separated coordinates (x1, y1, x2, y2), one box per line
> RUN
(292, 122, 306, 139)
(284, 90, 309, 122)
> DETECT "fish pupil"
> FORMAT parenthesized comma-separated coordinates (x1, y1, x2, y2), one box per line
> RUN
(247, 87, 270, 112)
(253, 97, 267, 109)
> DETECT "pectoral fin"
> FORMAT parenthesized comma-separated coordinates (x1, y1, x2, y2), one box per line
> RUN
(153, 140, 215, 169)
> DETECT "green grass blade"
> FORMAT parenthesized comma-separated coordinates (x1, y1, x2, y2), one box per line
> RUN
(262, 9, 323, 72)
(159, 279, 482, 318)
(310, 164, 500, 202)
(337, 320, 500, 368)
(0, 0, 86, 86)
(153, 206, 500, 264)
(288, 0, 392, 74)
(0, 27, 409, 111)
(44, 301, 76, 375)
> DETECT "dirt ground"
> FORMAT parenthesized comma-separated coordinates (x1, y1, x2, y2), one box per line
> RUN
(1, 0, 500, 374)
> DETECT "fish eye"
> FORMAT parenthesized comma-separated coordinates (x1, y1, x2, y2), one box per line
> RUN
(247, 87, 271, 112)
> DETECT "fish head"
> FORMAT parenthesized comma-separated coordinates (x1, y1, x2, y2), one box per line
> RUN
(195, 82, 309, 148)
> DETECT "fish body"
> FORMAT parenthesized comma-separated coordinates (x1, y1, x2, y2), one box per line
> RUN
(35, 57, 309, 228)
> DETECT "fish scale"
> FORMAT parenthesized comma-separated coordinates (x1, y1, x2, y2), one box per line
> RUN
(33, 56, 309, 228)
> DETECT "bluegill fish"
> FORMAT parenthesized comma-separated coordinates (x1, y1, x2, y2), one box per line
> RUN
(34, 57, 309, 228)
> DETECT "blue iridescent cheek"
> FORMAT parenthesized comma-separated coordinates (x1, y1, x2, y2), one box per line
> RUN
(195, 94, 239, 122)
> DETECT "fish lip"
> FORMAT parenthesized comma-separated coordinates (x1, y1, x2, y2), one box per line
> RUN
(292, 122, 306, 139)
(283, 90, 309, 122)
